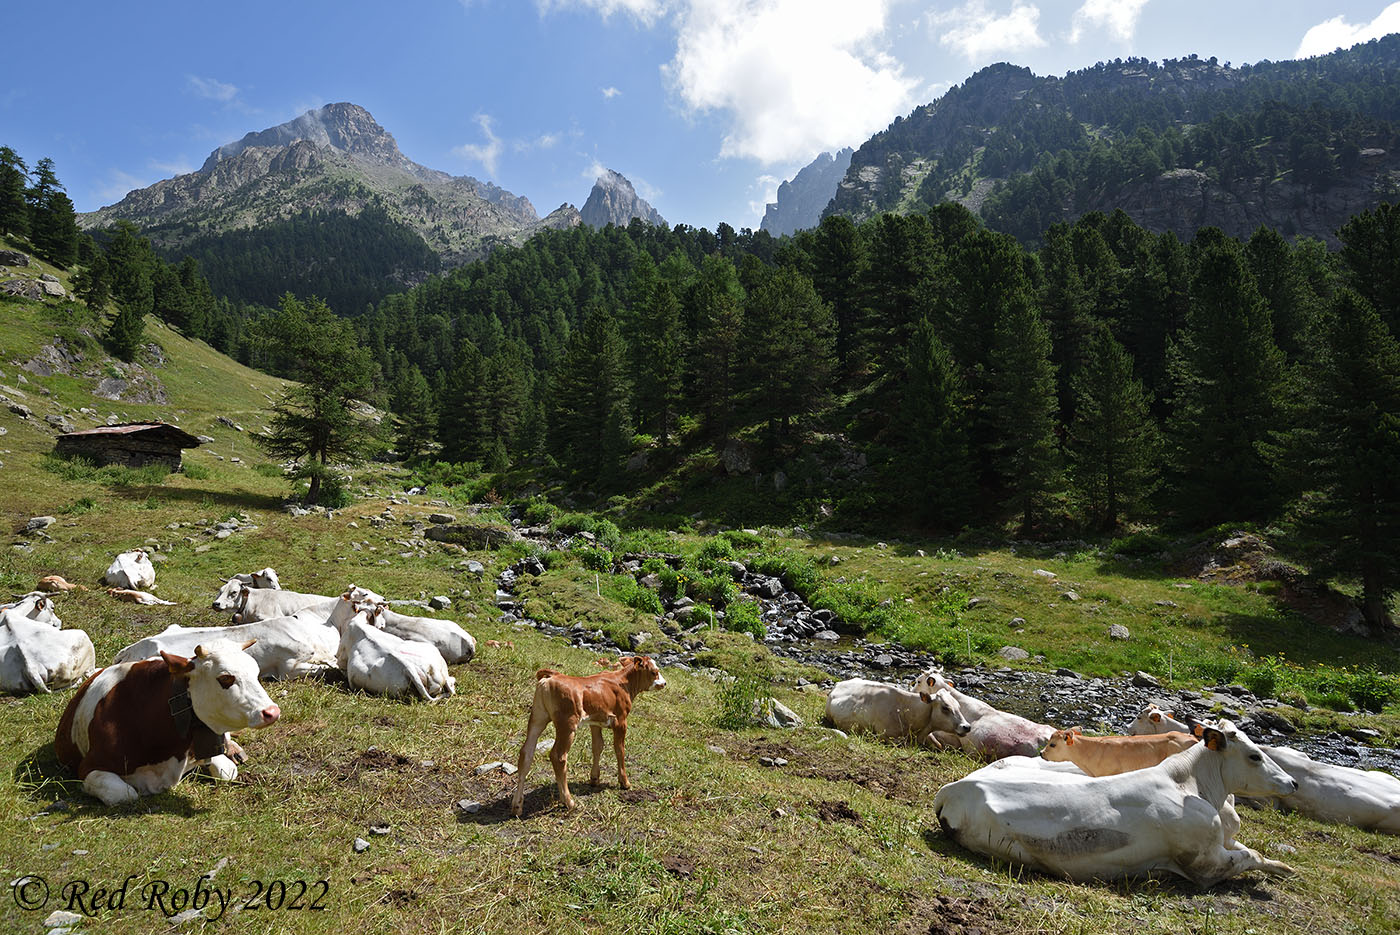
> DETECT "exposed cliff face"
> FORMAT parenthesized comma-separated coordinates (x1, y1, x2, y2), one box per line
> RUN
(81, 103, 552, 266)
(579, 170, 666, 229)
(761, 148, 853, 237)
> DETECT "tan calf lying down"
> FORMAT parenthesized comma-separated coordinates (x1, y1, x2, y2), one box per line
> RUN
(511, 656, 666, 817)
(1042, 727, 1198, 776)
(106, 587, 175, 605)
(37, 576, 87, 593)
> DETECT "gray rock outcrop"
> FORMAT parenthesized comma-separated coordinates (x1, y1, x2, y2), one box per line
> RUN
(580, 170, 666, 229)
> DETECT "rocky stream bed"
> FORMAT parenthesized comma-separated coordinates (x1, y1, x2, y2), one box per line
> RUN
(481, 521, 1400, 776)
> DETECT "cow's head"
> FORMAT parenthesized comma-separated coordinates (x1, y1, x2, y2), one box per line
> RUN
(251, 567, 281, 590)
(924, 687, 970, 736)
(1129, 703, 1190, 736)
(212, 578, 247, 612)
(1041, 728, 1086, 761)
(162, 639, 279, 733)
(910, 667, 954, 702)
(621, 655, 666, 692)
(1203, 720, 1296, 798)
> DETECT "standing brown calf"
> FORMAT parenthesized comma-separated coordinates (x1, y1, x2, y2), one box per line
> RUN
(510, 655, 666, 817)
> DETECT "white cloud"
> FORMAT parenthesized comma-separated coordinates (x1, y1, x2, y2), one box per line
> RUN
(929, 1, 1046, 63)
(1296, 2, 1400, 58)
(515, 132, 562, 152)
(536, 0, 669, 25)
(187, 76, 240, 103)
(149, 159, 196, 177)
(452, 114, 504, 176)
(663, 0, 918, 166)
(601, 86, 622, 98)
(1069, 0, 1149, 44)
(96, 169, 152, 202)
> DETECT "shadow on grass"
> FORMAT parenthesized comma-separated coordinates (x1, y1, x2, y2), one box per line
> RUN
(13, 743, 205, 818)
(459, 782, 608, 824)
(111, 485, 285, 512)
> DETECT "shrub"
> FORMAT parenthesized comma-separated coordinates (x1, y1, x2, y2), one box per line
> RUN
(554, 512, 622, 551)
(577, 546, 614, 573)
(697, 537, 736, 565)
(1107, 529, 1172, 557)
(748, 548, 820, 596)
(412, 460, 483, 488)
(602, 574, 663, 616)
(292, 462, 352, 508)
(720, 529, 762, 550)
(180, 462, 211, 480)
(520, 496, 559, 526)
(690, 573, 738, 607)
(714, 674, 769, 730)
(60, 496, 96, 515)
(253, 462, 285, 478)
(723, 600, 765, 639)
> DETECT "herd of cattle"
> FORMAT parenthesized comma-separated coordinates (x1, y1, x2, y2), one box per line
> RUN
(3, 547, 1399, 889)
(825, 670, 1400, 885)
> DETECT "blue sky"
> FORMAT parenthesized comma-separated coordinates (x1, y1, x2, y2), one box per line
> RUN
(6, 1, 1399, 230)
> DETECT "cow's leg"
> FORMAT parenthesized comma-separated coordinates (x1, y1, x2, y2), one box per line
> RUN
(1180, 843, 1294, 887)
(613, 724, 629, 789)
(1220, 795, 1244, 850)
(83, 770, 140, 806)
(201, 755, 239, 781)
(550, 718, 580, 809)
(510, 698, 552, 818)
(589, 724, 604, 785)
(929, 730, 963, 751)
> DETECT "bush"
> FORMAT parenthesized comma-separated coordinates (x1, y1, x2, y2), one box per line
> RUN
(520, 496, 559, 526)
(253, 462, 285, 478)
(60, 496, 96, 515)
(1107, 529, 1172, 557)
(748, 548, 821, 596)
(602, 574, 663, 616)
(412, 460, 483, 488)
(554, 512, 622, 551)
(697, 537, 736, 565)
(714, 674, 769, 730)
(720, 529, 763, 550)
(292, 462, 353, 508)
(181, 462, 211, 480)
(576, 546, 614, 572)
(690, 573, 738, 608)
(723, 600, 765, 639)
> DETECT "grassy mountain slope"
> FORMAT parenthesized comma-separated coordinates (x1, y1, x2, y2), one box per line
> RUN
(0, 271, 1398, 933)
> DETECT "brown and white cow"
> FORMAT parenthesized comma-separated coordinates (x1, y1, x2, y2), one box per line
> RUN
(106, 587, 176, 606)
(511, 656, 666, 817)
(55, 639, 280, 805)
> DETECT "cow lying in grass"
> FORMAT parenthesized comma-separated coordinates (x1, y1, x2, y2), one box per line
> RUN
(1131, 704, 1400, 836)
(334, 600, 455, 702)
(104, 549, 155, 590)
(934, 720, 1297, 886)
(1, 615, 95, 694)
(114, 612, 339, 681)
(55, 639, 280, 805)
(106, 587, 175, 605)
(332, 586, 476, 664)
(824, 678, 971, 747)
(511, 656, 666, 818)
(910, 667, 1055, 759)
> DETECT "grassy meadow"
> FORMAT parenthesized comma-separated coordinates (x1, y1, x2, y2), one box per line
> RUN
(1, 275, 1399, 935)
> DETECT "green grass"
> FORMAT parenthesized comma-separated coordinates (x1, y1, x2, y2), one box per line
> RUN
(1, 262, 1399, 934)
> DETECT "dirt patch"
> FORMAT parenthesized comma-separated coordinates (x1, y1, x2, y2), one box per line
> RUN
(617, 788, 659, 804)
(904, 894, 1005, 935)
(815, 799, 861, 823)
(724, 736, 935, 802)
(338, 749, 413, 779)
(661, 853, 696, 877)
(1360, 846, 1400, 865)
(379, 888, 420, 906)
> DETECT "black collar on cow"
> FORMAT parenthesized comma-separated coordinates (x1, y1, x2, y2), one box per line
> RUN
(168, 678, 226, 760)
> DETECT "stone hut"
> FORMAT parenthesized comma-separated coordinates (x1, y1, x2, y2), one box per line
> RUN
(54, 422, 202, 470)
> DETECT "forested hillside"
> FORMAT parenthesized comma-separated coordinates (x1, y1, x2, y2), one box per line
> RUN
(828, 36, 1400, 246)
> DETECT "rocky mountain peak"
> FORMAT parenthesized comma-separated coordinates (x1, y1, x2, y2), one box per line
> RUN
(579, 170, 666, 229)
(200, 102, 423, 177)
(761, 148, 854, 237)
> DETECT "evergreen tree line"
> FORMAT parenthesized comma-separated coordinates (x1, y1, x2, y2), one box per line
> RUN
(350, 205, 1400, 630)
(0, 146, 81, 267)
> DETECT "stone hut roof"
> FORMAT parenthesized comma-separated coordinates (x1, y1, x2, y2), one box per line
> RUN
(57, 421, 203, 448)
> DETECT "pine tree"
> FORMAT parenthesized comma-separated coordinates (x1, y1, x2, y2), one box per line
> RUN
(252, 295, 379, 504)
(902, 317, 974, 527)
(986, 298, 1062, 535)
(1337, 202, 1400, 336)
(71, 249, 110, 314)
(25, 157, 78, 266)
(743, 267, 835, 441)
(1067, 327, 1161, 530)
(810, 214, 866, 379)
(633, 279, 685, 444)
(438, 340, 486, 463)
(0, 146, 28, 239)
(687, 254, 746, 441)
(549, 306, 632, 480)
(393, 365, 437, 460)
(1165, 230, 1284, 525)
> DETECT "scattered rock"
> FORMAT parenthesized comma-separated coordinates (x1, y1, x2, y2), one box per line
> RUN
(427, 512, 456, 524)
(25, 515, 55, 533)
(1033, 569, 1057, 579)
(428, 596, 452, 610)
(1109, 624, 1130, 640)
(353, 838, 370, 853)
(756, 698, 804, 729)
(455, 799, 482, 814)
(998, 646, 1030, 662)
(1131, 671, 1160, 688)
(1061, 590, 1081, 602)
(474, 761, 518, 776)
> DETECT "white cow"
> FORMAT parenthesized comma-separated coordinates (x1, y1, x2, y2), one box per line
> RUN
(104, 549, 155, 590)
(330, 586, 476, 664)
(910, 668, 1055, 759)
(933, 721, 1298, 887)
(0, 617, 96, 694)
(215, 581, 338, 623)
(334, 602, 455, 702)
(1131, 707, 1400, 836)
(1128, 703, 1193, 736)
(0, 593, 61, 628)
(114, 611, 338, 680)
(227, 567, 281, 590)
(824, 679, 971, 747)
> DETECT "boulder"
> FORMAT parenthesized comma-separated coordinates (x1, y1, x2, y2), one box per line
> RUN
(1131, 670, 1160, 688)
(998, 646, 1030, 662)
(1108, 624, 1130, 641)
(755, 698, 804, 729)
(425, 522, 521, 548)
(0, 249, 29, 267)
(427, 512, 456, 525)
(428, 596, 452, 610)
(719, 439, 753, 475)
